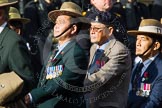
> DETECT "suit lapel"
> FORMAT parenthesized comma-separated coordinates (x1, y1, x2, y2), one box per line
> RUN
(53, 53, 62, 66)
(0, 27, 10, 51)
(87, 37, 116, 75)
(141, 54, 162, 83)
(38, 40, 76, 87)
(88, 38, 116, 66)
(60, 40, 76, 56)
(88, 44, 97, 66)
(53, 40, 76, 66)
(104, 37, 116, 56)
(129, 53, 161, 92)
(0, 27, 10, 62)
(0, 27, 9, 44)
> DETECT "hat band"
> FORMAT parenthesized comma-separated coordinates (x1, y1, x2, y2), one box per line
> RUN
(139, 26, 162, 34)
(60, 8, 81, 15)
(9, 13, 21, 18)
(0, 1, 7, 4)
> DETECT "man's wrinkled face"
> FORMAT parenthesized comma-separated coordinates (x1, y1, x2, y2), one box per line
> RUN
(90, 22, 108, 45)
(91, 0, 113, 11)
(54, 15, 72, 38)
(136, 35, 154, 56)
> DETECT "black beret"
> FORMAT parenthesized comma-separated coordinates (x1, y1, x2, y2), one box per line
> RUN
(86, 12, 112, 26)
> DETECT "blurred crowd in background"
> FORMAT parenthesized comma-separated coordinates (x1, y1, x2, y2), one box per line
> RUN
(7, 0, 162, 83)
(0, 0, 162, 108)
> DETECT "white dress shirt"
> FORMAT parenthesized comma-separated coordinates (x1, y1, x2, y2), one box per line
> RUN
(0, 22, 7, 34)
(54, 40, 71, 59)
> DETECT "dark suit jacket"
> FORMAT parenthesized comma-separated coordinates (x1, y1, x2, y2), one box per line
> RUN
(84, 37, 132, 108)
(128, 53, 162, 108)
(30, 40, 88, 108)
(0, 27, 35, 99)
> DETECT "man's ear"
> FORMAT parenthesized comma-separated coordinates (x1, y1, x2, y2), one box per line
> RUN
(15, 29, 21, 35)
(153, 41, 161, 50)
(90, 0, 94, 5)
(107, 26, 113, 36)
(71, 24, 77, 35)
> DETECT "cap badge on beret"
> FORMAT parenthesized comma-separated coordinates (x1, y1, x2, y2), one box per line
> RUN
(95, 16, 99, 22)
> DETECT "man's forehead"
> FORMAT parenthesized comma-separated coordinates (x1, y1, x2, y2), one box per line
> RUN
(137, 35, 153, 40)
(91, 22, 105, 27)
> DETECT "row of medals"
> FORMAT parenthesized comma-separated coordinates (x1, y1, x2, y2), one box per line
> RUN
(136, 83, 151, 97)
(46, 65, 63, 79)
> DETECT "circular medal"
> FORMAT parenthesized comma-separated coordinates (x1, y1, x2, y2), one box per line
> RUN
(59, 71, 62, 76)
(136, 90, 140, 96)
(46, 75, 49, 80)
(141, 90, 145, 97)
(53, 72, 56, 78)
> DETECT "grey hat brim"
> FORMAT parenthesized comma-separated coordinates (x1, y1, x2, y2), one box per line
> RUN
(0, 1, 18, 7)
(128, 30, 162, 38)
(48, 10, 82, 23)
(8, 18, 31, 24)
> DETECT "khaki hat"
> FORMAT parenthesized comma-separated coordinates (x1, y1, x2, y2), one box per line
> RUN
(48, 2, 82, 23)
(0, 0, 18, 7)
(128, 19, 162, 38)
(8, 7, 30, 24)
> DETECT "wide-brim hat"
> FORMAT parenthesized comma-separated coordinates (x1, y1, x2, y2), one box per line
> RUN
(8, 7, 30, 24)
(128, 19, 162, 38)
(48, 2, 82, 23)
(0, 0, 18, 7)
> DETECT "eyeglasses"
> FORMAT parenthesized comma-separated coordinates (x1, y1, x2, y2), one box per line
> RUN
(89, 27, 106, 32)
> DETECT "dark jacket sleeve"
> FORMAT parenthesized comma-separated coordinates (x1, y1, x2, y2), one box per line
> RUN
(7, 31, 35, 97)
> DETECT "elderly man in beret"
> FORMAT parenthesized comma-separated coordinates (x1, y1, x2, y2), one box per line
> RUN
(24, 2, 89, 108)
(127, 19, 162, 108)
(0, 0, 35, 106)
(86, 0, 129, 47)
(84, 12, 131, 108)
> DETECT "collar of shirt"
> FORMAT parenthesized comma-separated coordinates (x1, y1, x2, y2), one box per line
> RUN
(54, 40, 71, 59)
(133, 53, 159, 76)
(0, 22, 7, 34)
(96, 40, 109, 50)
(141, 53, 159, 75)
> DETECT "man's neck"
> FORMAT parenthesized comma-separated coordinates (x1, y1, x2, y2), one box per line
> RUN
(58, 38, 73, 46)
(96, 7, 109, 12)
(140, 51, 159, 62)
